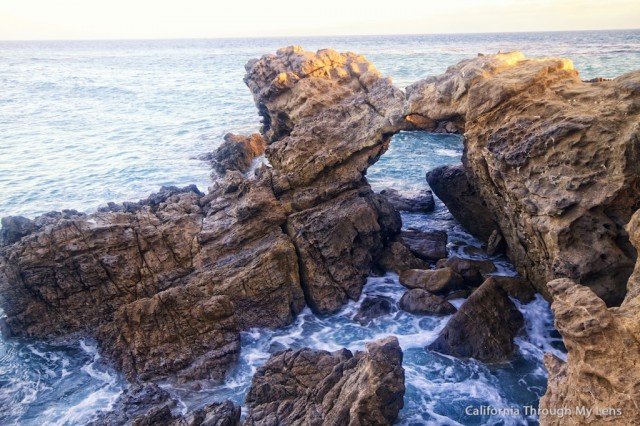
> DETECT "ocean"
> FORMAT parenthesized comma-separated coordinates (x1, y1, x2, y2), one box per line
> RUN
(0, 30, 638, 425)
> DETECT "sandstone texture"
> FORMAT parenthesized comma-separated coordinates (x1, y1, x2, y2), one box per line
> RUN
(410, 51, 640, 306)
(539, 209, 640, 425)
(244, 336, 405, 426)
(208, 133, 267, 176)
(428, 278, 524, 362)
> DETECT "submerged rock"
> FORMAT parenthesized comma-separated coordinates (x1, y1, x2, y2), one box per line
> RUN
(353, 295, 395, 325)
(244, 336, 405, 426)
(208, 132, 267, 176)
(428, 278, 524, 362)
(379, 188, 435, 212)
(399, 289, 457, 315)
(409, 51, 640, 305)
(539, 209, 640, 425)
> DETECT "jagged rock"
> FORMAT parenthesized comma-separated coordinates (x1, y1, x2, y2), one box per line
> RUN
(409, 51, 640, 305)
(400, 229, 448, 261)
(489, 275, 536, 303)
(436, 256, 496, 287)
(379, 188, 435, 212)
(426, 165, 498, 242)
(353, 295, 395, 325)
(539, 209, 640, 425)
(399, 268, 464, 294)
(376, 240, 428, 274)
(244, 336, 405, 425)
(428, 278, 524, 361)
(208, 133, 267, 176)
(399, 289, 457, 315)
(89, 384, 241, 426)
(0, 216, 37, 245)
(97, 290, 240, 382)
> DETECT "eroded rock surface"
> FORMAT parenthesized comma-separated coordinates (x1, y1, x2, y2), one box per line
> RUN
(244, 336, 405, 426)
(208, 133, 267, 176)
(410, 52, 640, 305)
(379, 188, 435, 213)
(539, 209, 640, 425)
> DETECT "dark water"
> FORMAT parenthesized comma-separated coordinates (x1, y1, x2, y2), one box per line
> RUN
(1, 30, 638, 425)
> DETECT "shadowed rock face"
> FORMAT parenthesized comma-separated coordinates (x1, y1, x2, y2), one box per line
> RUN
(0, 47, 405, 381)
(409, 51, 640, 306)
(539, 210, 640, 425)
(244, 336, 405, 426)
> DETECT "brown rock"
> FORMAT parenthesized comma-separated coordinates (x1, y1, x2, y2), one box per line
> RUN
(209, 133, 266, 176)
(244, 336, 405, 426)
(400, 267, 464, 294)
(486, 229, 506, 256)
(399, 289, 457, 315)
(489, 275, 536, 303)
(438, 256, 497, 287)
(0, 216, 37, 245)
(409, 51, 640, 305)
(426, 165, 498, 242)
(400, 229, 448, 261)
(353, 295, 395, 325)
(428, 278, 524, 362)
(376, 240, 428, 274)
(539, 209, 640, 425)
(379, 188, 435, 212)
(97, 289, 240, 382)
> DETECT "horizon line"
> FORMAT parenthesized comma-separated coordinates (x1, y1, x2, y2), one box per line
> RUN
(1, 27, 638, 43)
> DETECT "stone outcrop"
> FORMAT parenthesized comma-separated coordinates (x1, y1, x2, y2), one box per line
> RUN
(409, 51, 640, 306)
(244, 336, 405, 425)
(428, 278, 524, 362)
(379, 188, 435, 213)
(539, 210, 640, 425)
(89, 384, 241, 426)
(207, 133, 267, 176)
(399, 289, 457, 315)
(0, 47, 406, 382)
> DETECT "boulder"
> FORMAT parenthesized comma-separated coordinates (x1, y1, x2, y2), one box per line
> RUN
(428, 278, 524, 362)
(409, 51, 640, 305)
(437, 256, 496, 287)
(353, 295, 395, 325)
(376, 240, 428, 274)
(379, 188, 435, 212)
(208, 133, 267, 176)
(399, 268, 464, 294)
(539, 209, 640, 425)
(426, 165, 498, 242)
(489, 275, 536, 303)
(244, 336, 405, 426)
(399, 289, 457, 315)
(0, 216, 37, 245)
(400, 229, 448, 261)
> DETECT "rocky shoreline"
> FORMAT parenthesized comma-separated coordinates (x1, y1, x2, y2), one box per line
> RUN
(1, 47, 639, 424)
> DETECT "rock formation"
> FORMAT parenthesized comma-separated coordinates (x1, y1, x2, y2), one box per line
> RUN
(353, 295, 395, 325)
(0, 47, 406, 382)
(207, 132, 267, 176)
(244, 336, 405, 425)
(379, 188, 435, 213)
(428, 278, 524, 362)
(399, 289, 457, 315)
(410, 52, 640, 306)
(539, 210, 640, 425)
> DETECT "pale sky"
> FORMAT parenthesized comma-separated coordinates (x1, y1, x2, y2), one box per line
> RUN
(0, 0, 638, 40)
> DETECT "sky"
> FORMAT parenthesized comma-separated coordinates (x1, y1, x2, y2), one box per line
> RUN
(0, 0, 639, 40)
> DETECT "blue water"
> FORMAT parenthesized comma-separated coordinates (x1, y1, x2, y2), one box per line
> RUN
(0, 30, 638, 425)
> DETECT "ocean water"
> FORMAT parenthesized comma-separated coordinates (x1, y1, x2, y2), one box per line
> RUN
(0, 30, 638, 425)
